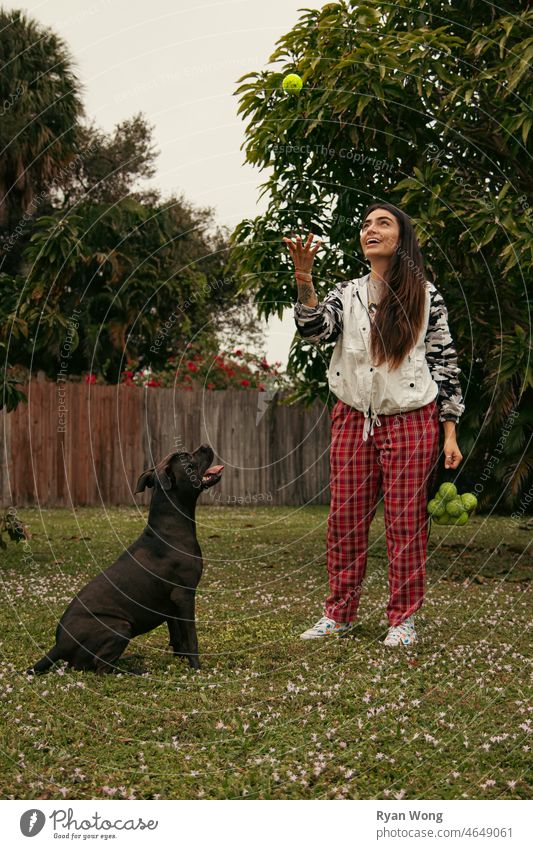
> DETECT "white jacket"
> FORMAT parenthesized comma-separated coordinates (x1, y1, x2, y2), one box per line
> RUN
(327, 275, 438, 440)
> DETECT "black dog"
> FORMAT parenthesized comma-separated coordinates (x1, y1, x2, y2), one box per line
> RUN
(27, 445, 223, 674)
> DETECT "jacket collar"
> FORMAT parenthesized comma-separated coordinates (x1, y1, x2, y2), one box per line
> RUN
(351, 273, 371, 311)
(354, 273, 371, 308)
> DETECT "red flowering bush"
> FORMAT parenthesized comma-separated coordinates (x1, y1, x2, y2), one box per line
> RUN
(121, 343, 289, 391)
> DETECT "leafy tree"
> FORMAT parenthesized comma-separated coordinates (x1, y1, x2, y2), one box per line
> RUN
(228, 0, 533, 510)
(0, 24, 264, 387)
(3, 195, 259, 383)
(57, 114, 161, 208)
(52, 113, 265, 362)
(0, 8, 84, 236)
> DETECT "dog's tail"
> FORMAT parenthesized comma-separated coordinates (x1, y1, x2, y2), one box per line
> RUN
(27, 644, 62, 675)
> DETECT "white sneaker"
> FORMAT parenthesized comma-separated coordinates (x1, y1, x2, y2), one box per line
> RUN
(300, 615, 353, 640)
(383, 616, 417, 646)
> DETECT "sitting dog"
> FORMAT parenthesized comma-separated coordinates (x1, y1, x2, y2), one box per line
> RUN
(27, 445, 223, 674)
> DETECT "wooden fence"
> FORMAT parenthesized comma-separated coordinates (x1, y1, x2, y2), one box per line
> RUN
(0, 382, 332, 507)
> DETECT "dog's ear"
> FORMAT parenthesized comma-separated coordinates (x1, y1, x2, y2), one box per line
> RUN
(154, 460, 174, 491)
(135, 468, 155, 493)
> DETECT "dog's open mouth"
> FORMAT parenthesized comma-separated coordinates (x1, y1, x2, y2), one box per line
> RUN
(201, 464, 224, 488)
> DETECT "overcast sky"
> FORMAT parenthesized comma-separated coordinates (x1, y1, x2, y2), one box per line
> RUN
(13, 0, 320, 365)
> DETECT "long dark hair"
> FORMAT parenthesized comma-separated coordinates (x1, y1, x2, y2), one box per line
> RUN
(361, 201, 427, 370)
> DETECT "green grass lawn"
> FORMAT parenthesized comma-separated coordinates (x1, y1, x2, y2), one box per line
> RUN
(1, 504, 531, 800)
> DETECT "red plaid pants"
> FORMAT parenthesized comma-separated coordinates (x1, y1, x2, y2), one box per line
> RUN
(325, 399, 440, 626)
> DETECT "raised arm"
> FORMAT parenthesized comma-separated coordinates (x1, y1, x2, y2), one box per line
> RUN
(293, 281, 345, 344)
(283, 231, 344, 344)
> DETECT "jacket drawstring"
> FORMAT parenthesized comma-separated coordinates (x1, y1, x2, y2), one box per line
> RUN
(356, 285, 381, 441)
(363, 410, 381, 442)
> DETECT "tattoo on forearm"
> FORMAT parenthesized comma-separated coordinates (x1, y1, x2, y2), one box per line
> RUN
(297, 282, 318, 307)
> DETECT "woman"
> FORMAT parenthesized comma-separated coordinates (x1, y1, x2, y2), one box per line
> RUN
(283, 201, 465, 646)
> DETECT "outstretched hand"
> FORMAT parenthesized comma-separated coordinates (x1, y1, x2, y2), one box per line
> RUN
(282, 232, 321, 275)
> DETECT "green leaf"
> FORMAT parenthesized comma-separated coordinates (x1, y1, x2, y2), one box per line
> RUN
(355, 95, 372, 118)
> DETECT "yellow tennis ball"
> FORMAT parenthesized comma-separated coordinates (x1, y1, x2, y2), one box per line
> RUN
(282, 73, 303, 94)
(452, 511, 469, 525)
(438, 482, 457, 502)
(427, 498, 446, 517)
(460, 493, 478, 513)
(445, 498, 464, 518)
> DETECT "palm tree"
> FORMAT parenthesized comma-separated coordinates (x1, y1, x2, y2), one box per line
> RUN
(0, 8, 84, 232)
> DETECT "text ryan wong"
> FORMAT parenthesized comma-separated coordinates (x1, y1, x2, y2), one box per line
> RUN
(377, 811, 444, 824)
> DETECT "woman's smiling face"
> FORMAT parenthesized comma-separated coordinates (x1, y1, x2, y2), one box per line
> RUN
(360, 208, 401, 260)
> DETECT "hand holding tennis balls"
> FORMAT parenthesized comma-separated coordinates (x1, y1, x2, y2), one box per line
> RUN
(282, 73, 303, 94)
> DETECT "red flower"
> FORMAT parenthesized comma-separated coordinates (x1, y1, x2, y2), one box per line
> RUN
(260, 358, 270, 370)
(124, 370, 134, 378)
(146, 379, 161, 387)
(240, 379, 250, 387)
(207, 382, 215, 390)
(85, 373, 97, 384)
(226, 368, 235, 378)
(187, 361, 198, 372)
(234, 349, 243, 357)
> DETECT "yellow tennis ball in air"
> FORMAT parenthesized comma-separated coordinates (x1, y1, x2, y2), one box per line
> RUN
(282, 73, 303, 94)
